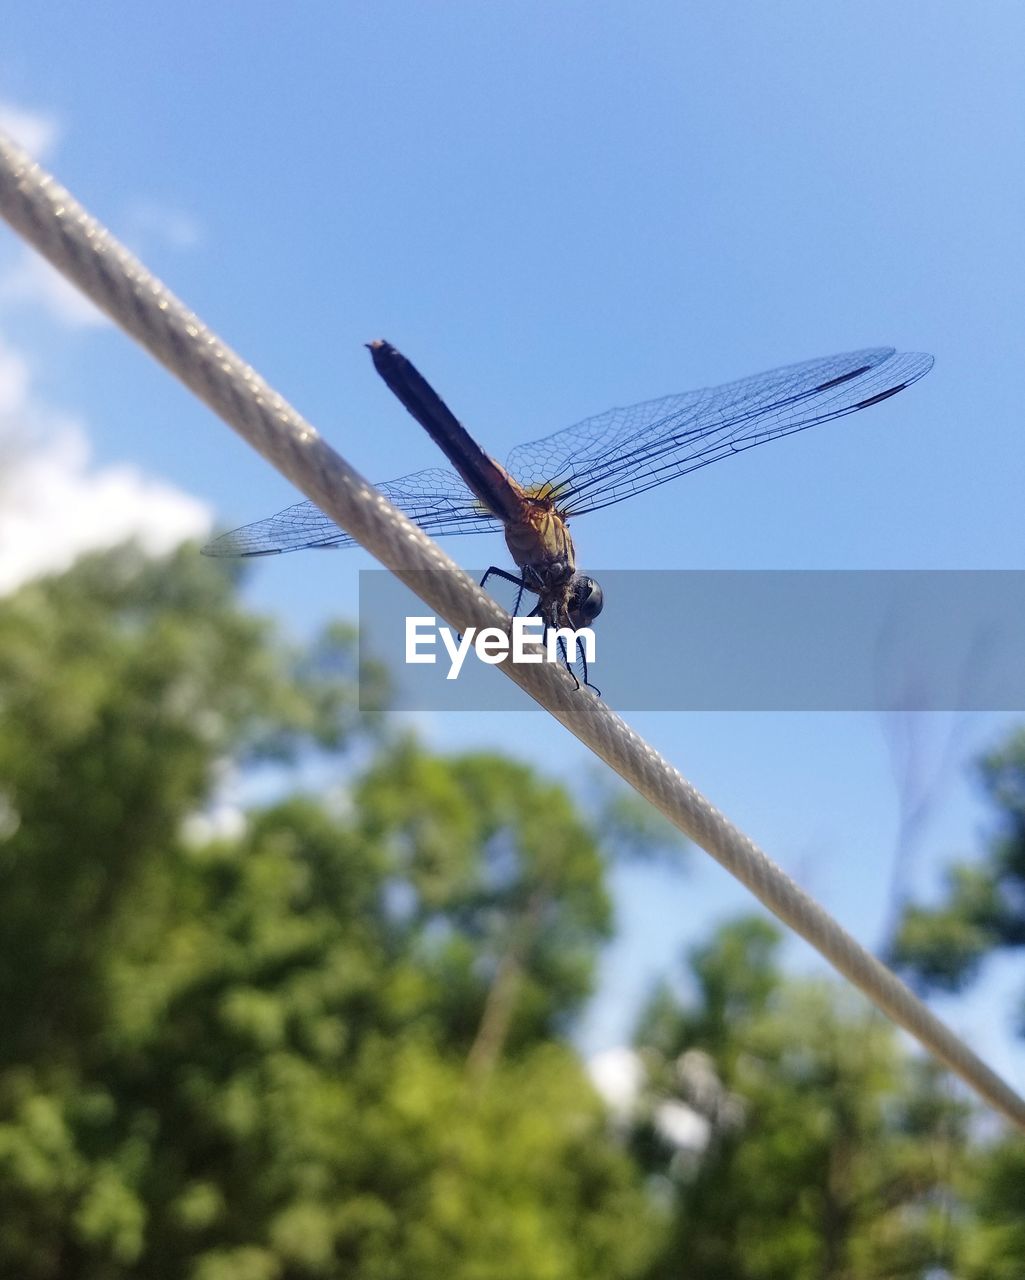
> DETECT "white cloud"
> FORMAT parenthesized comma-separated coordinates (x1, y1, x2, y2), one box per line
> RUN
(0, 341, 30, 415)
(0, 251, 109, 329)
(0, 425, 211, 593)
(0, 101, 198, 331)
(0, 99, 210, 584)
(125, 200, 203, 251)
(0, 332, 211, 594)
(653, 1100, 711, 1153)
(588, 1046, 645, 1118)
(0, 102, 101, 330)
(0, 201, 203, 327)
(0, 101, 60, 159)
(182, 804, 247, 847)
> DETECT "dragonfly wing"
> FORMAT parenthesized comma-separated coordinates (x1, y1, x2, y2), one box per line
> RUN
(505, 348, 933, 516)
(202, 467, 502, 557)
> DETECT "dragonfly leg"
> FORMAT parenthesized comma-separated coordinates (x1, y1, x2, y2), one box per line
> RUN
(555, 633, 601, 696)
(477, 568, 599, 695)
(458, 567, 529, 644)
(556, 634, 581, 691)
(479, 566, 531, 616)
(579, 650, 601, 698)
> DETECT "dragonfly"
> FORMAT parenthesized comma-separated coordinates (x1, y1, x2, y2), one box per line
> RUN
(204, 340, 934, 690)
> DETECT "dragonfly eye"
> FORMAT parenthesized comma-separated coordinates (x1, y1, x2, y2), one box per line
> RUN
(569, 575, 604, 626)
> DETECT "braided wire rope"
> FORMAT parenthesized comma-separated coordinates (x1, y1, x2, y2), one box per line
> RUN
(2, 132, 1022, 1131)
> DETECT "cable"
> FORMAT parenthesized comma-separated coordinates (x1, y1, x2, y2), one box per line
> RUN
(2, 131, 1023, 1132)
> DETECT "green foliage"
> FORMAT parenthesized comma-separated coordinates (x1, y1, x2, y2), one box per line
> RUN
(355, 740, 613, 1059)
(891, 729, 1025, 994)
(0, 545, 366, 1068)
(960, 1136, 1025, 1280)
(887, 726, 1025, 1278)
(0, 546, 657, 1278)
(634, 918, 970, 1280)
(3, 542, 1024, 1278)
(890, 864, 1003, 990)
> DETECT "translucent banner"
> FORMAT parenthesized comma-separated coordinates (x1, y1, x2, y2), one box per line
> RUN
(358, 570, 1025, 712)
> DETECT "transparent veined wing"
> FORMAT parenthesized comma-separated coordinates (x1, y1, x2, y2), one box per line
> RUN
(202, 467, 501, 557)
(505, 348, 934, 517)
(204, 346, 933, 557)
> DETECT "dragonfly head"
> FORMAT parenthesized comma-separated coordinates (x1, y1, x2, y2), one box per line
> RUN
(567, 574, 604, 627)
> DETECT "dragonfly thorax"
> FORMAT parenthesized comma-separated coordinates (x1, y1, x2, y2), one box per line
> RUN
(504, 502, 576, 580)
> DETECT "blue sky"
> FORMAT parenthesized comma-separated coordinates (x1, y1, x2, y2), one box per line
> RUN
(1, 4, 1023, 1091)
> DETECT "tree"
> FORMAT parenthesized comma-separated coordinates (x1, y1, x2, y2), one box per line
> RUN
(0, 545, 659, 1279)
(633, 918, 969, 1280)
(890, 728, 1025, 995)
(958, 1135, 1025, 1280)
(354, 740, 615, 1076)
(888, 726, 1025, 1279)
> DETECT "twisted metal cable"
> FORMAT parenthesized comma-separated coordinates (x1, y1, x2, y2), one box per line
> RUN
(2, 131, 1022, 1131)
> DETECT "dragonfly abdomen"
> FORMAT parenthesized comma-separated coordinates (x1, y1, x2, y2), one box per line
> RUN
(368, 339, 524, 525)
